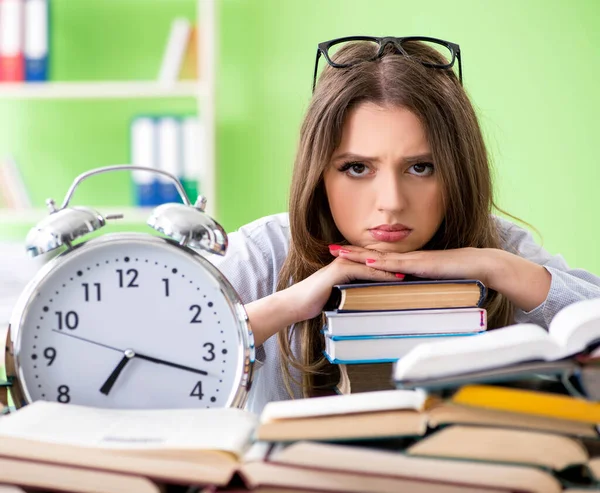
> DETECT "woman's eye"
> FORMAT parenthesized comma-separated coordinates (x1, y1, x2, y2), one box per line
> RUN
(408, 163, 434, 176)
(339, 162, 370, 177)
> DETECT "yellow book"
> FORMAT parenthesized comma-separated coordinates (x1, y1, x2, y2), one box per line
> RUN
(452, 385, 600, 423)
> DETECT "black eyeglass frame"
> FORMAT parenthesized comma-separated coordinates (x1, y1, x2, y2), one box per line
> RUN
(312, 35, 462, 92)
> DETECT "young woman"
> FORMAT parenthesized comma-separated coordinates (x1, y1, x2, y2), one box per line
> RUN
(212, 37, 600, 414)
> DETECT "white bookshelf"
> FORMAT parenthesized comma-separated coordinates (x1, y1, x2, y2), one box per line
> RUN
(0, 81, 203, 100)
(0, 0, 217, 226)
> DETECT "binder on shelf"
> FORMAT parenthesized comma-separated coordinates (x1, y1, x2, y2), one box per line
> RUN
(0, 0, 25, 82)
(24, 0, 49, 82)
(130, 117, 160, 207)
(158, 18, 191, 85)
(157, 117, 183, 204)
(181, 116, 202, 203)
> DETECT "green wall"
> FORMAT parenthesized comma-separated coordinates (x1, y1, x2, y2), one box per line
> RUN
(1, 0, 599, 275)
(218, 0, 600, 274)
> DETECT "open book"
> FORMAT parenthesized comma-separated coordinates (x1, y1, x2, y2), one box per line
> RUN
(394, 297, 600, 393)
(0, 390, 430, 489)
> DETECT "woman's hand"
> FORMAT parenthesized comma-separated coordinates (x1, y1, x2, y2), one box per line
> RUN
(246, 249, 399, 346)
(330, 245, 552, 313)
(330, 245, 498, 286)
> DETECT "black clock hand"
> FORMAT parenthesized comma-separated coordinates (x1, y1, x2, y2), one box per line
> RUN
(52, 329, 210, 377)
(100, 349, 135, 395)
(133, 352, 209, 376)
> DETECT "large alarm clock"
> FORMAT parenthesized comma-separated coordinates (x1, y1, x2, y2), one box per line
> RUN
(2, 165, 254, 411)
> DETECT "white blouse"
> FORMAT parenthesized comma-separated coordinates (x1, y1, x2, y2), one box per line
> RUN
(210, 213, 600, 415)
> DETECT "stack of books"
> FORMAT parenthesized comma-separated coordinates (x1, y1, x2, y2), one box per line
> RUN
(0, 0, 50, 83)
(130, 115, 203, 207)
(0, 380, 599, 492)
(322, 279, 488, 364)
(0, 298, 598, 493)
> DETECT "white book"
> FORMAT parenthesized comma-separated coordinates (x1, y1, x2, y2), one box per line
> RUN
(393, 297, 600, 384)
(182, 116, 203, 185)
(24, 0, 49, 81)
(157, 18, 191, 84)
(0, 401, 257, 455)
(0, 0, 24, 59)
(325, 332, 478, 364)
(130, 117, 158, 207)
(324, 307, 486, 337)
(157, 117, 182, 203)
(259, 388, 426, 423)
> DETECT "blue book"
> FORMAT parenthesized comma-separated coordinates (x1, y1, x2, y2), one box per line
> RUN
(24, 0, 49, 82)
(324, 332, 479, 365)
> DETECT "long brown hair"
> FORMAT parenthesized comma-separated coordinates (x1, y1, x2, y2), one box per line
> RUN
(277, 41, 514, 398)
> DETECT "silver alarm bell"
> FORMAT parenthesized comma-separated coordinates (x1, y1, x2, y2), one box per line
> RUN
(24, 165, 228, 257)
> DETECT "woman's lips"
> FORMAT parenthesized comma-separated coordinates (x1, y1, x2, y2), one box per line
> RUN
(368, 227, 412, 242)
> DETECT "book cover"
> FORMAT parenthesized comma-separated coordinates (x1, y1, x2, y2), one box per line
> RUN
(24, 0, 49, 82)
(0, 0, 25, 82)
(323, 307, 487, 337)
(325, 279, 487, 312)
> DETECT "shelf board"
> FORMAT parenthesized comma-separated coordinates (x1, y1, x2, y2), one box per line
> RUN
(0, 81, 203, 100)
(0, 207, 153, 225)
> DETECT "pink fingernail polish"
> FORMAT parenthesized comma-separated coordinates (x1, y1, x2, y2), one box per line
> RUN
(395, 273, 405, 279)
(366, 258, 376, 264)
(328, 244, 341, 251)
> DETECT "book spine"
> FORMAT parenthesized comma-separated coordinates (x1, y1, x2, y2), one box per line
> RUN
(130, 117, 160, 207)
(158, 18, 191, 84)
(157, 117, 183, 204)
(181, 116, 202, 203)
(24, 0, 49, 82)
(0, 0, 25, 82)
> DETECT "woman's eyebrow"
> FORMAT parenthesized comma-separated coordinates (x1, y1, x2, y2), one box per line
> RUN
(331, 152, 433, 163)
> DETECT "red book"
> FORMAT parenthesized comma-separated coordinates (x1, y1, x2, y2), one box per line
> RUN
(0, 0, 25, 82)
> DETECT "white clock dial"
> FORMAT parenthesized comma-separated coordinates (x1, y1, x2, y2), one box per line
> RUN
(12, 234, 251, 409)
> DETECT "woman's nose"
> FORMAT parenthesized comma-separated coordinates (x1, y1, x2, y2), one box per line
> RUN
(374, 173, 407, 213)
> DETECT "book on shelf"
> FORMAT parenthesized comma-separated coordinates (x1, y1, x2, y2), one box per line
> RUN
(179, 23, 199, 80)
(158, 18, 192, 84)
(131, 117, 160, 207)
(324, 331, 480, 364)
(157, 116, 183, 203)
(24, 0, 49, 82)
(0, 0, 25, 82)
(323, 307, 487, 337)
(130, 115, 202, 207)
(324, 279, 486, 312)
(393, 297, 600, 396)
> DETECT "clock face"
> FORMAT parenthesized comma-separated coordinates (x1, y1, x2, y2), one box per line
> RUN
(12, 234, 251, 409)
